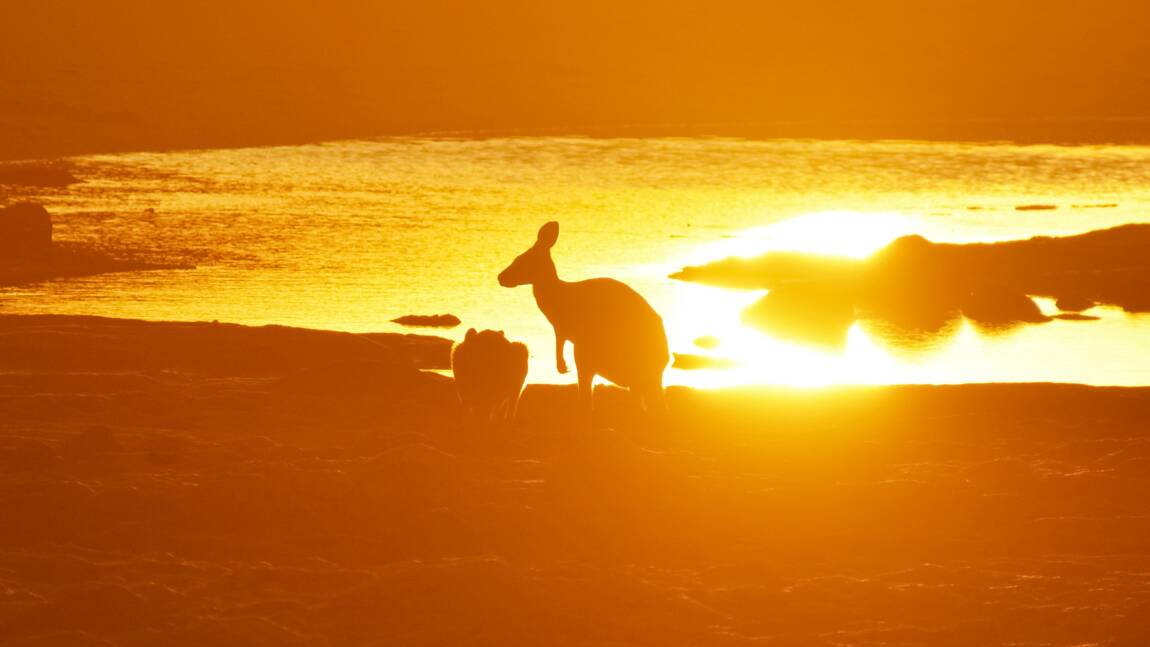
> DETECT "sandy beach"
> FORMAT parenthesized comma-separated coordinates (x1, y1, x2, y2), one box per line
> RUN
(2, 314, 1148, 645)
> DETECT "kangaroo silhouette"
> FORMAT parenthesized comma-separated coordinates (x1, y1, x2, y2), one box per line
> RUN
(451, 328, 528, 428)
(498, 222, 668, 414)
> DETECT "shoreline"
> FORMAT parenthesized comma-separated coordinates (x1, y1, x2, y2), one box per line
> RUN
(0, 313, 453, 375)
(3, 312, 1147, 390)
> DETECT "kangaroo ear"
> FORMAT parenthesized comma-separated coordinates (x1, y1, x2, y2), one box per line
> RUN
(536, 221, 559, 249)
(465, 328, 477, 340)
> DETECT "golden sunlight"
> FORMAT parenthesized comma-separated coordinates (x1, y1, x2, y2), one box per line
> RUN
(658, 211, 923, 387)
(687, 211, 918, 264)
(7, 2, 1150, 642)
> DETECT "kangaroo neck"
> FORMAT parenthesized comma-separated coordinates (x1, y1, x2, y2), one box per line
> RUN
(531, 256, 561, 294)
(531, 272, 566, 317)
(532, 274, 562, 297)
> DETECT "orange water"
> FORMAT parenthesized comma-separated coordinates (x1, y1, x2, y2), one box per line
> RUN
(5, 137, 1150, 386)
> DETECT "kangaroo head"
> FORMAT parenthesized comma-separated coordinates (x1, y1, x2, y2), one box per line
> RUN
(498, 221, 559, 287)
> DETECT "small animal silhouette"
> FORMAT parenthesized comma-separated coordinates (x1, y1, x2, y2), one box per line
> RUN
(451, 328, 528, 428)
(498, 222, 668, 415)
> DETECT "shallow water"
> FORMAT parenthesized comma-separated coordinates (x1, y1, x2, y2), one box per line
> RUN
(4, 137, 1150, 386)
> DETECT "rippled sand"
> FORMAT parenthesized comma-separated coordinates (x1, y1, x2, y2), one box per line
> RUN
(1, 315, 1148, 645)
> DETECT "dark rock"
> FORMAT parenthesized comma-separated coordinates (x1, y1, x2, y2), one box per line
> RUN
(961, 289, 1050, 325)
(1052, 313, 1100, 321)
(392, 314, 462, 328)
(0, 203, 52, 263)
(857, 281, 963, 333)
(670, 251, 860, 289)
(1055, 295, 1095, 312)
(0, 162, 78, 187)
(1015, 204, 1058, 211)
(672, 224, 1150, 346)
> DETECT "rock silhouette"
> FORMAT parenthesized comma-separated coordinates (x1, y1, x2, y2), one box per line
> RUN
(673, 224, 1150, 346)
(392, 313, 462, 328)
(0, 203, 52, 264)
(0, 162, 78, 187)
(741, 281, 858, 347)
(0, 203, 194, 286)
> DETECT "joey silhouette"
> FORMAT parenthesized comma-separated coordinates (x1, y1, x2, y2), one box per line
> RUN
(498, 222, 668, 416)
(451, 328, 528, 429)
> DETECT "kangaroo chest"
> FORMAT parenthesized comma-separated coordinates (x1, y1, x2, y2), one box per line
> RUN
(532, 285, 567, 330)
(532, 282, 614, 341)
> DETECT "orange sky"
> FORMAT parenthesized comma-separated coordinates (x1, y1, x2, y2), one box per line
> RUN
(3, 0, 1150, 159)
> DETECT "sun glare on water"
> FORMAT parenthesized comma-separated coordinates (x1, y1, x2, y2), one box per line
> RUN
(661, 209, 1150, 388)
(688, 210, 918, 263)
(663, 211, 922, 387)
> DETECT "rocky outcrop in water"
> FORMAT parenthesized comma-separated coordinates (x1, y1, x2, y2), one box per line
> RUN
(0, 202, 52, 263)
(0, 162, 79, 188)
(392, 314, 462, 328)
(0, 202, 193, 286)
(672, 224, 1150, 347)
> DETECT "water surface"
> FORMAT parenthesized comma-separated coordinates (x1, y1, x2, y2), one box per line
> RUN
(4, 137, 1150, 385)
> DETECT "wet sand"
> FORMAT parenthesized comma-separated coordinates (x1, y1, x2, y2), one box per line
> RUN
(1, 314, 1149, 645)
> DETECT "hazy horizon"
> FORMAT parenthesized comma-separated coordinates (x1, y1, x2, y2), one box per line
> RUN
(5, 0, 1150, 160)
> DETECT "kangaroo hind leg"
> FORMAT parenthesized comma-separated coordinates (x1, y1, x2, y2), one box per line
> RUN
(573, 346, 597, 427)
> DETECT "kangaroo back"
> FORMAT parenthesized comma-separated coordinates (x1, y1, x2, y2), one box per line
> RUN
(543, 277, 668, 387)
(498, 221, 668, 394)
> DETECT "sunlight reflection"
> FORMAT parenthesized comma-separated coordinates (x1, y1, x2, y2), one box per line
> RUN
(662, 212, 1150, 388)
(665, 212, 924, 387)
(684, 210, 919, 265)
